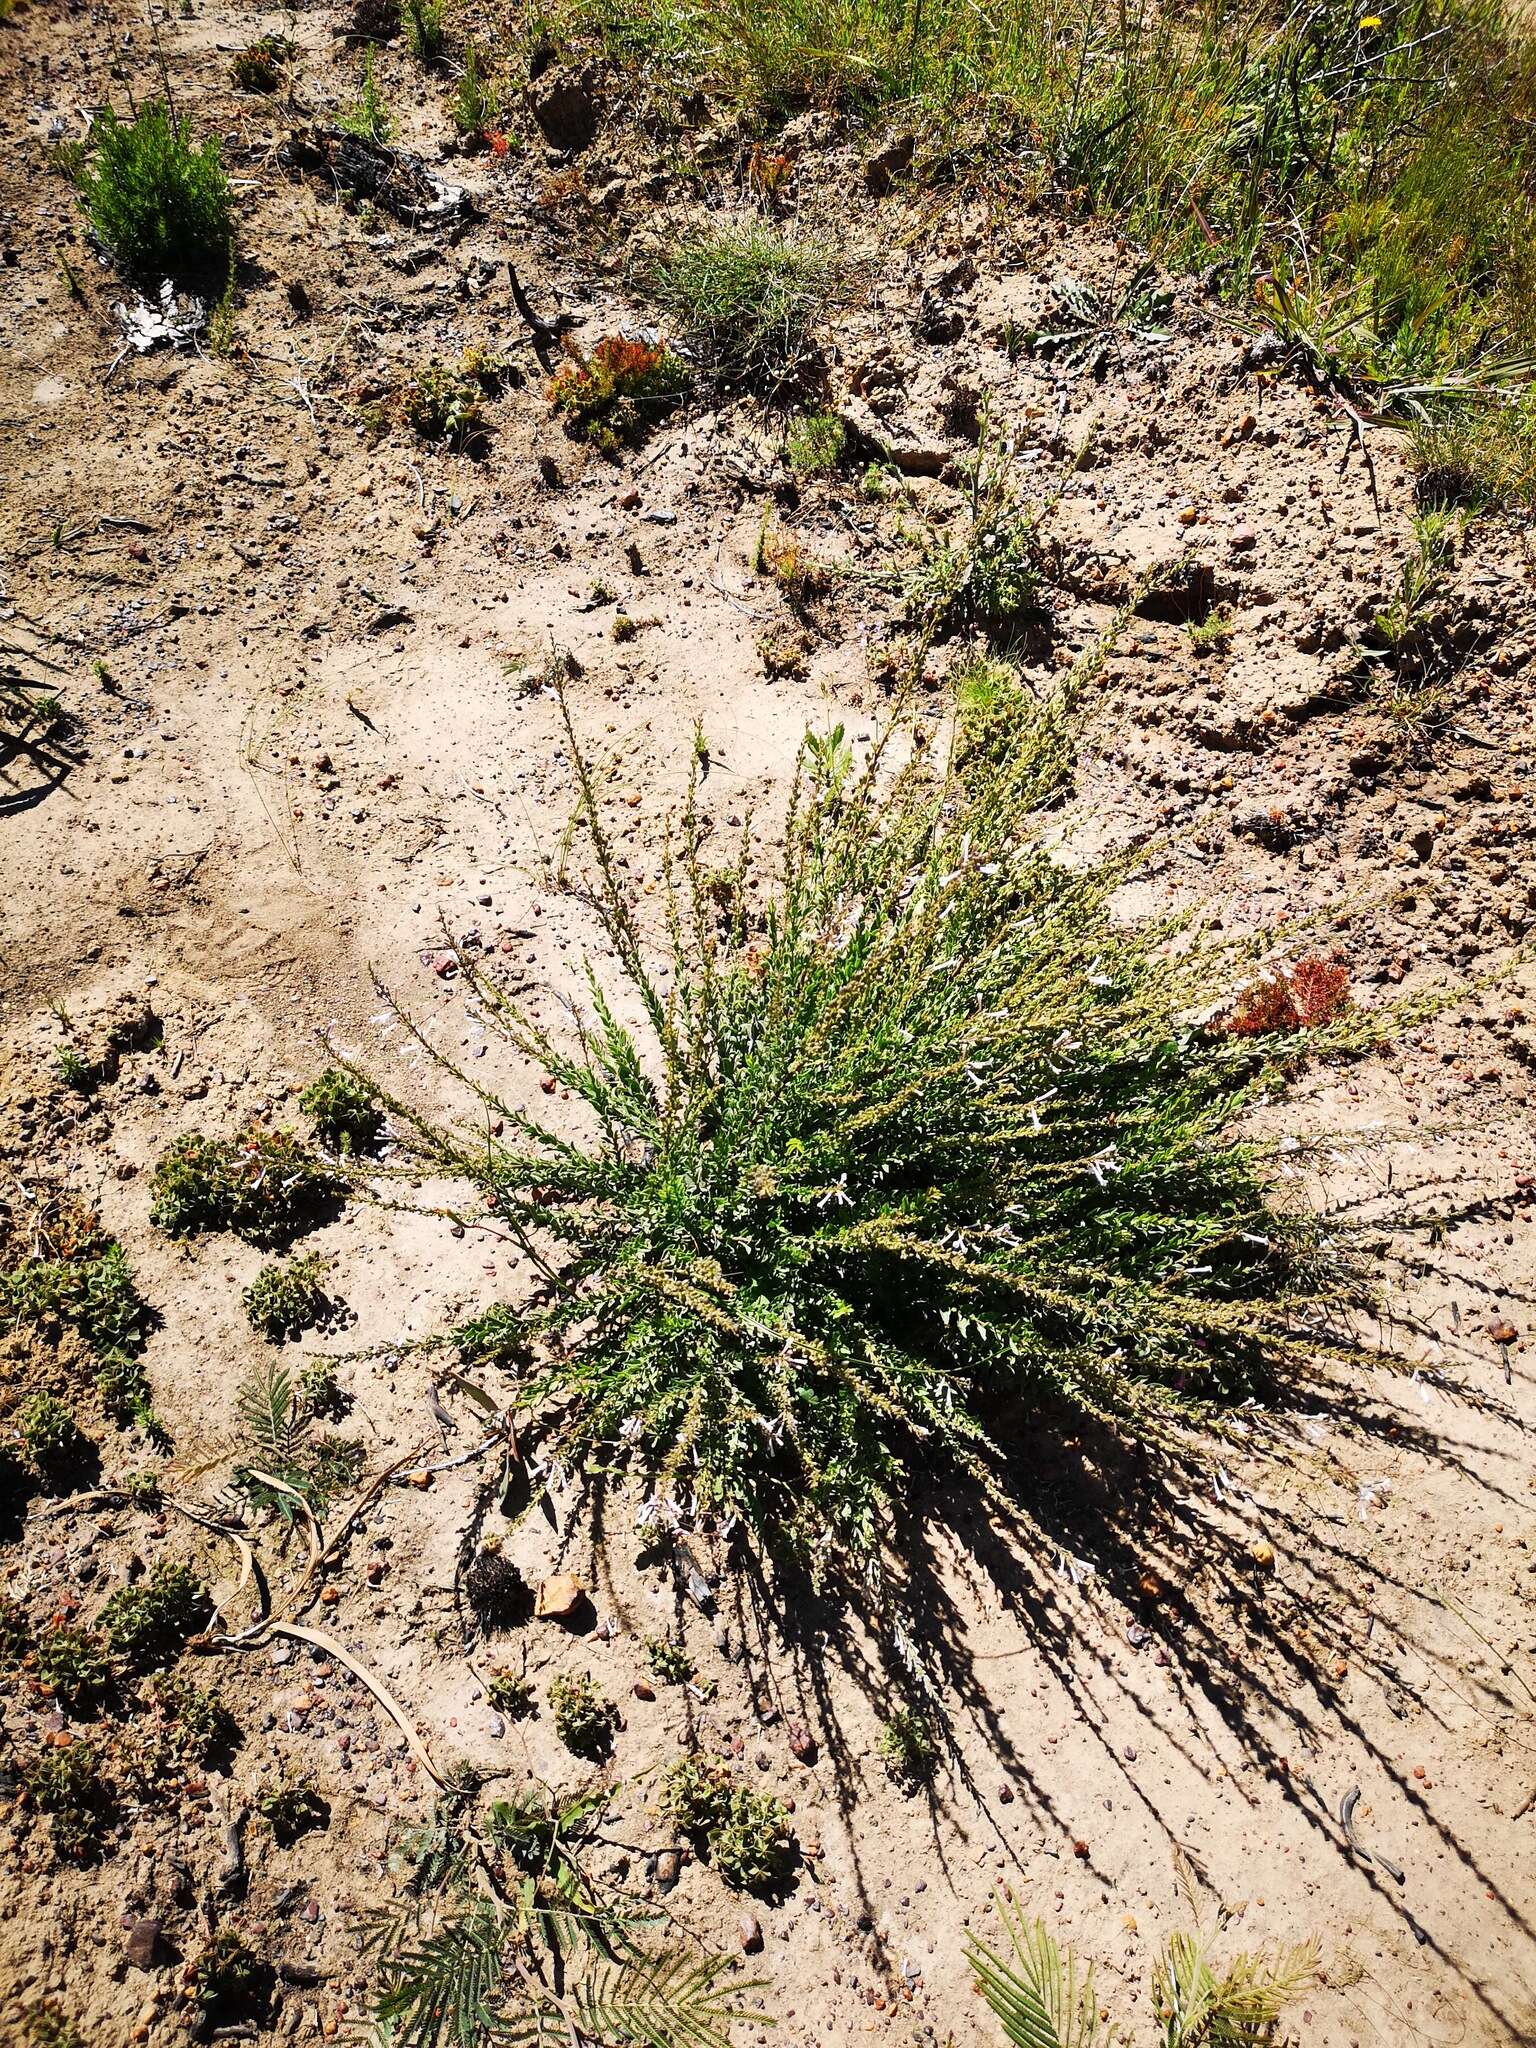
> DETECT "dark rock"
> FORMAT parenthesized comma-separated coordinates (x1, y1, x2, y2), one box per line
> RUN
(123, 1917, 163, 1971)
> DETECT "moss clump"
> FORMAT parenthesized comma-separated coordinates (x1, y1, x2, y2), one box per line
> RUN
(97, 1562, 208, 1670)
(548, 1672, 619, 1760)
(150, 1125, 342, 1247)
(300, 1066, 384, 1155)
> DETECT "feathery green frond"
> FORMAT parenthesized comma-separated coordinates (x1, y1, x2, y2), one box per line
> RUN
(967, 1903, 1104, 2048)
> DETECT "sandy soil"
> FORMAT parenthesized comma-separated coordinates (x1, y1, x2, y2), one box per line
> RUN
(2, 4, 1535, 2043)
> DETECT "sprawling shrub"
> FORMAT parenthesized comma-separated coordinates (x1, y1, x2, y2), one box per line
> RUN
(379, 630, 1370, 1577)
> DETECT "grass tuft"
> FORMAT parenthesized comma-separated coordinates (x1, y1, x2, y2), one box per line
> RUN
(646, 223, 838, 393)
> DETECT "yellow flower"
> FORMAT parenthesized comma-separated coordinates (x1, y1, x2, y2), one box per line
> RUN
(1359, 13, 1383, 24)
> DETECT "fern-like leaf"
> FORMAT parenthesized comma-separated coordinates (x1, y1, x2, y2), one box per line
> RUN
(967, 1900, 1103, 2048)
(237, 1356, 307, 1468)
(1154, 1931, 1318, 2047)
(372, 1901, 507, 2047)
(505, 1947, 761, 2048)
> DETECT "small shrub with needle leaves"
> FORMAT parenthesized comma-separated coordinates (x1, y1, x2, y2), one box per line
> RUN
(74, 102, 234, 289)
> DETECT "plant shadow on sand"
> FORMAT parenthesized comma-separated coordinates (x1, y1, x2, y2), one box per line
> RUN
(714, 1258, 1535, 2038)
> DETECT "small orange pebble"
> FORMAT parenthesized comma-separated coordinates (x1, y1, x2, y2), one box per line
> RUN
(1413, 1765, 1426, 1779)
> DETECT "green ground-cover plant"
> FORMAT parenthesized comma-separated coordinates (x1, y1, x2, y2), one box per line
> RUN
(231, 33, 295, 91)
(548, 1671, 619, 1759)
(362, 1775, 761, 2044)
(16, 1393, 94, 1490)
(75, 102, 234, 289)
(259, 1781, 331, 1845)
(877, 1706, 937, 1788)
(192, 1930, 274, 2027)
(19, 2004, 87, 2048)
(645, 1635, 696, 1685)
(370, 568, 1378, 1579)
(646, 223, 838, 393)
(403, 0, 447, 62)
(340, 48, 393, 140)
(244, 1252, 332, 1342)
(98, 1562, 208, 1669)
(1, 1236, 153, 1418)
(786, 410, 846, 474)
(25, 1739, 113, 1862)
(302, 1064, 385, 1154)
(451, 38, 504, 138)
(33, 1622, 113, 1716)
(549, 335, 692, 451)
(233, 1356, 363, 1517)
(661, 1755, 795, 1891)
(151, 1125, 342, 1246)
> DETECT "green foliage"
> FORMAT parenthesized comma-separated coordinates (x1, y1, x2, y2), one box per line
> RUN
(230, 33, 294, 91)
(0, 1239, 152, 1402)
(566, 0, 1535, 449)
(25, 1740, 113, 1862)
(192, 1929, 273, 2025)
(661, 1755, 794, 1892)
(1408, 388, 1536, 510)
(952, 654, 1026, 778)
(258, 1781, 330, 1846)
(19, 2004, 87, 2048)
(54, 1046, 95, 1093)
(403, 0, 447, 61)
(384, 620, 1368, 1577)
(877, 1706, 936, 1789)
(33, 1623, 112, 1716)
(548, 1671, 619, 1760)
(75, 102, 233, 289)
(146, 1673, 238, 1763)
(908, 445, 1041, 642)
(233, 1356, 361, 1515)
(549, 335, 691, 452)
(298, 1355, 350, 1418)
(301, 1064, 384, 1154)
(1020, 263, 1173, 375)
(451, 40, 502, 138)
(397, 364, 488, 448)
(785, 411, 846, 475)
(340, 49, 392, 141)
(969, 1888, 1317, 2046)
(150, 1125, 342, 1247)
(647, 224, 838, 392)
(97, 1562, 207, 1670)
(645, 1635, 695, 1685)
(364, 1780, 761, 2045)
(243, 1252, 331, 1342)
(485, 1668, 537, 1719)
(16, 1394, 93, 1488)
